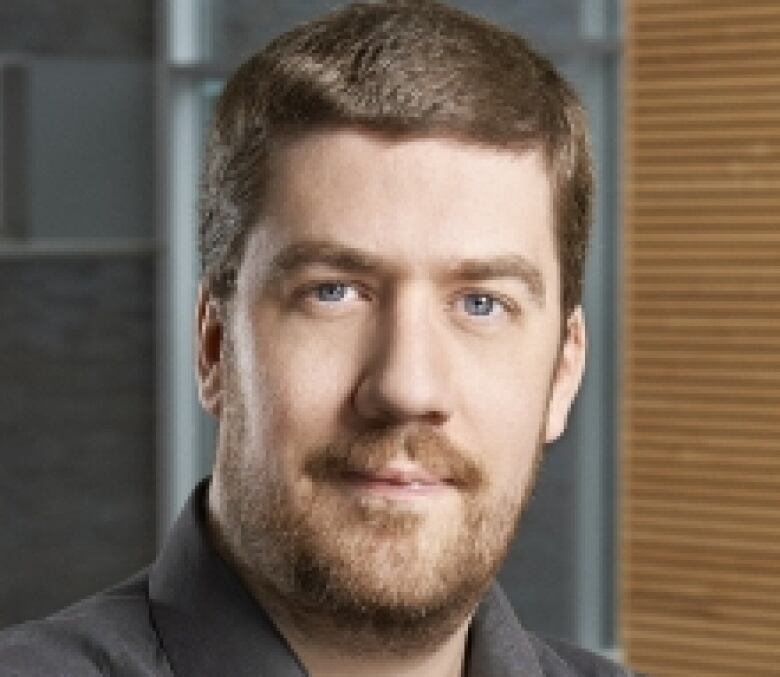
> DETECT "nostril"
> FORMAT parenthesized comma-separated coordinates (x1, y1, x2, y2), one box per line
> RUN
(351, 380, 452, 428)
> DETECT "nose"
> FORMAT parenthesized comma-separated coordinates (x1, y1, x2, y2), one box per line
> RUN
(352, 292, 454, 427)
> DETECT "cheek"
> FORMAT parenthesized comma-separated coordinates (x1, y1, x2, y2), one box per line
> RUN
(245, 318, 363, 441)
(457, 341, 556, 472)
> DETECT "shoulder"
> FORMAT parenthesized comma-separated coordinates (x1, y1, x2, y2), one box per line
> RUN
(529, 633, 640, 677)
(0, 570, 171, 677)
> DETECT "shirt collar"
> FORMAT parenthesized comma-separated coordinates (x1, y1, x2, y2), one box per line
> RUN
(148, 479, 306, 676)
(148, 479, 544, 677)
(467, 585, 545, 677)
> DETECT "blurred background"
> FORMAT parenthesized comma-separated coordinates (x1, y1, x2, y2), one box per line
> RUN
(1, 2, 778, 676)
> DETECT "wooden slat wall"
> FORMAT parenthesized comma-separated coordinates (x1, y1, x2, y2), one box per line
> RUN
(622, 1, 780, 675)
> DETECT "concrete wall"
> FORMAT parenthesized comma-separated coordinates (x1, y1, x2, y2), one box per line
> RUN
(0, 0, 156, 628)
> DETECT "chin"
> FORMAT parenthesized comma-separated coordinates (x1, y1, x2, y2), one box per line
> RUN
(261, 493, 509, 651)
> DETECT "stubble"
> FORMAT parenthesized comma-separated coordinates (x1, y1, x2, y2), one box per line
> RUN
(209, 342, 550, 655)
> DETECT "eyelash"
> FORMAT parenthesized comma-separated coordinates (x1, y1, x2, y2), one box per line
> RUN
(299, 280, 369, 304)
(296, 280, 520, 320)
(453, 290, 520, 318)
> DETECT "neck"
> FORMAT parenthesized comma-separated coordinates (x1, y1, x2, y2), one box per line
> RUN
(237, 565, 474, 677)
(275, 610, 471, 677)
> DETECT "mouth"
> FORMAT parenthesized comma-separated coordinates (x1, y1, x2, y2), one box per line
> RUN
(303, 429, 486, 499)
(336, 464, 457, 499)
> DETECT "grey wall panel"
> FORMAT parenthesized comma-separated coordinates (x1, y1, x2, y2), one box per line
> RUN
(0, 62, 28, 238)
(0, 254, 155, 628)
(26, 61, 154, 240)
(0, 0, 153, 58)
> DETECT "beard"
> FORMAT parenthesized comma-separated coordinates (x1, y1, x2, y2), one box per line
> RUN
(210, 352, 550, 654)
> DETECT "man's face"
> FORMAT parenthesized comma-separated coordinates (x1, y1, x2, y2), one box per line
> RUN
(200, 130, 585, 643)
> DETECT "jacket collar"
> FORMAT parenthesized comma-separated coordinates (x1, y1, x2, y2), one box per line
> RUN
(148, 479, 544, 676)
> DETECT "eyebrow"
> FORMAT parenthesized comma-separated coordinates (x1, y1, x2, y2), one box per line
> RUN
(267, 240, 546, 306)
(268, 241, 384, 279)
(445, 256, 545, 306)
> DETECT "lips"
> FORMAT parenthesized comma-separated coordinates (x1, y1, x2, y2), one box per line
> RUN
(334, 470, 452, 502)
(342, 467, 452, 489)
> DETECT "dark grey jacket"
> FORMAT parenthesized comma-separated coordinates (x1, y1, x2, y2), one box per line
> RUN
(0, 482, 637, 676)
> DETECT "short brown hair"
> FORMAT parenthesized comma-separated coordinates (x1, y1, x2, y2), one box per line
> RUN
(199, 0, 592, 317)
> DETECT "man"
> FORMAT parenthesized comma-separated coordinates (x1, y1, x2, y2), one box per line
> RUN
(0, 2, 634, 675)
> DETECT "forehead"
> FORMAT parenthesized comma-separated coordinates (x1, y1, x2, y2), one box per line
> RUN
(252, 129, 557, 284)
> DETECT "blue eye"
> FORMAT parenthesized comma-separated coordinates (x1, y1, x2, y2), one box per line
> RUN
(315, 282, 350, 302)
(463, 293, 498, 316)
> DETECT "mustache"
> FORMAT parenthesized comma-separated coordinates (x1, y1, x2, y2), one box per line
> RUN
(303, 426, 486, 493)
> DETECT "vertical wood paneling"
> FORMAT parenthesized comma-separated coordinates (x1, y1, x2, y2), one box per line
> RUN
(622, 2, 780, 675)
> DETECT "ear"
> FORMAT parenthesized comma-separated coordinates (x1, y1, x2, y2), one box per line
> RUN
(544, 305, 587, 443)
(196, 282, 225, 417)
